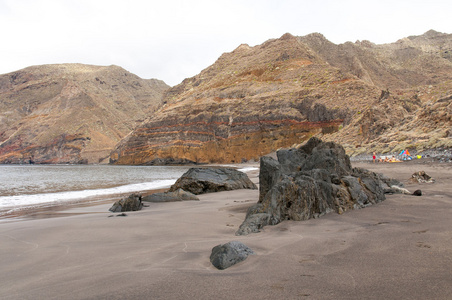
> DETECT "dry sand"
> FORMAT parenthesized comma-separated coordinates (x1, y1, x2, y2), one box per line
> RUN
(0, 162, 451, 299)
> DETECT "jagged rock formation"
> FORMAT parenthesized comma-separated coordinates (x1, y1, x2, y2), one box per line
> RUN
(168, 167, 257, 195)
(111, 30, 452, 164)
(236, 138, 403, 235)
(0, 64, 168, 164)
(109, 194, 143, 212)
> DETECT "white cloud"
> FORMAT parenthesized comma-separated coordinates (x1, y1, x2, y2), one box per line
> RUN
(0, 0, 450, 86)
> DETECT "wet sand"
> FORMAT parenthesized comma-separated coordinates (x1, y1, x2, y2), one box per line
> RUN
(0, 163, 451, 299)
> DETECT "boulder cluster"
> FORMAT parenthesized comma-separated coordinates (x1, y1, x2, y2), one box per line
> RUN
(109, 167, 256, 211)
(236, 137, 404, 235)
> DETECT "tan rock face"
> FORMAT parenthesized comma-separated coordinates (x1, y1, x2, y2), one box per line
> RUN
(112, 30, 452, 164)
(111, 34, 378, 164)
(0, 64, 169, 164)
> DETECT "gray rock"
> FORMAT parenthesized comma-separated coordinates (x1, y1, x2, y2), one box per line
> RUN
(109, 194, 143, 212)
(169, 167, 257, 195)
(236, 137, 403, 235)
(210, 241, 255, 270)
(142, 188, 199, 202)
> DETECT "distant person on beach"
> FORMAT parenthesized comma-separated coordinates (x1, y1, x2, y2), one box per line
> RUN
(372, 152, 376, 163)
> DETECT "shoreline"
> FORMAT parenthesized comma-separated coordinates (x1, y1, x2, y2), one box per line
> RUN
(0, 164, 259, 222)
(1, 159, 449, 223)
(0, 188, 170, 223)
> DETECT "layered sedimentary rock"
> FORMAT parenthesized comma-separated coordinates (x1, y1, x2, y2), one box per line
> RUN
(112, 30, 452, 164)
(0, 64, 168, 164)
(111, 34, 378, 164)
(236, 138, 403, 235)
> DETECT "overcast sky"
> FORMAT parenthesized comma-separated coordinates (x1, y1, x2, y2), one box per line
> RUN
(1, 0, 450, 86)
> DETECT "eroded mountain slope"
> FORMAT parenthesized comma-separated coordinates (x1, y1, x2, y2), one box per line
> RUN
(0, 64, 168, 163)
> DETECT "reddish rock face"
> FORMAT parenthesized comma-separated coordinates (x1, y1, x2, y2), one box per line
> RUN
(111, 34, 374, 164)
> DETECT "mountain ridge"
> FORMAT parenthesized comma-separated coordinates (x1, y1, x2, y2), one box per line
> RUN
(0, 63, 169, 164)
(111, 30, 451, 164)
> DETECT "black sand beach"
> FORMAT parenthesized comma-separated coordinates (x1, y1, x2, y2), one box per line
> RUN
(0, 162, 451, 299)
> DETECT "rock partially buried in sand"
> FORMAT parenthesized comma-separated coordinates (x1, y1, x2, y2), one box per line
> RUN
(169, 167, 257, 195)
(236, 137, 404, 235)
(109, 194, 143, 212)
(210, 241, 254, 270)
(142, 188, 199, 202)
(410, 171, 435, 183)
(412, 189, 422, 196)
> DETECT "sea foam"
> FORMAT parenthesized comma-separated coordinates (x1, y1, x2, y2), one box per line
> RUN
(0, 179, 176, 213)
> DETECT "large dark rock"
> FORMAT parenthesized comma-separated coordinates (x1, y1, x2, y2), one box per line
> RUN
(142, 188, 199, 202)
(109, 194, 143, 212)
(236, 137, 403, 235)
(169, 167, 257, 195)
(210, 241, 255, 270)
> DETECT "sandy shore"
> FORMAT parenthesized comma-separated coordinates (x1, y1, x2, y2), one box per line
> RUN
(0, 163, 451, 299)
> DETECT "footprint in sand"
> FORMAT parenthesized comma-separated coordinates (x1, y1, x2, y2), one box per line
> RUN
(416, 242, 432, 248)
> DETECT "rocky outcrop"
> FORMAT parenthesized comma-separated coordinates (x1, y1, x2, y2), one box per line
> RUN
(109, 194, 143, 212)
(236, 138, 403, 235)
(210, 241, 254, 270)
(169, 168, 257, 195)
(320, 88, 452, 156)
(0, 64, 169, 164)
(142, 188, 199, 202)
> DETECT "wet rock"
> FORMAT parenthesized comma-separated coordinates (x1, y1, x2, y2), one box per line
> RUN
(236, 137, 403, 235)
(210, 241, 255, 270)
(109, 194, 143, 212)
(142, 188, 199, 202)
(169, 167, 257, 195)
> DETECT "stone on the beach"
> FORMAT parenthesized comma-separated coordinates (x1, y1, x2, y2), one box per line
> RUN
(169, 167, 257, 195)
(412, 189, 422, 196)
(410, 171, 435, 183)
(142, 188, 199, 202)
(236, 137, 404, 235)
(210, 241, 255, 270)
(109, 194, 143, 212)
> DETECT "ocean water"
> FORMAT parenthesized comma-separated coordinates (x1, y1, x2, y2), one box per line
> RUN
(0, 165, 191, 216)
(0, 165, 258, 217)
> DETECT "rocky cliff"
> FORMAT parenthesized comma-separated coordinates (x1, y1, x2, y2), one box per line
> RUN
(112, 30, 452, 164)
(0, 64, 168, 164)
(111, 33, 381, 164)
